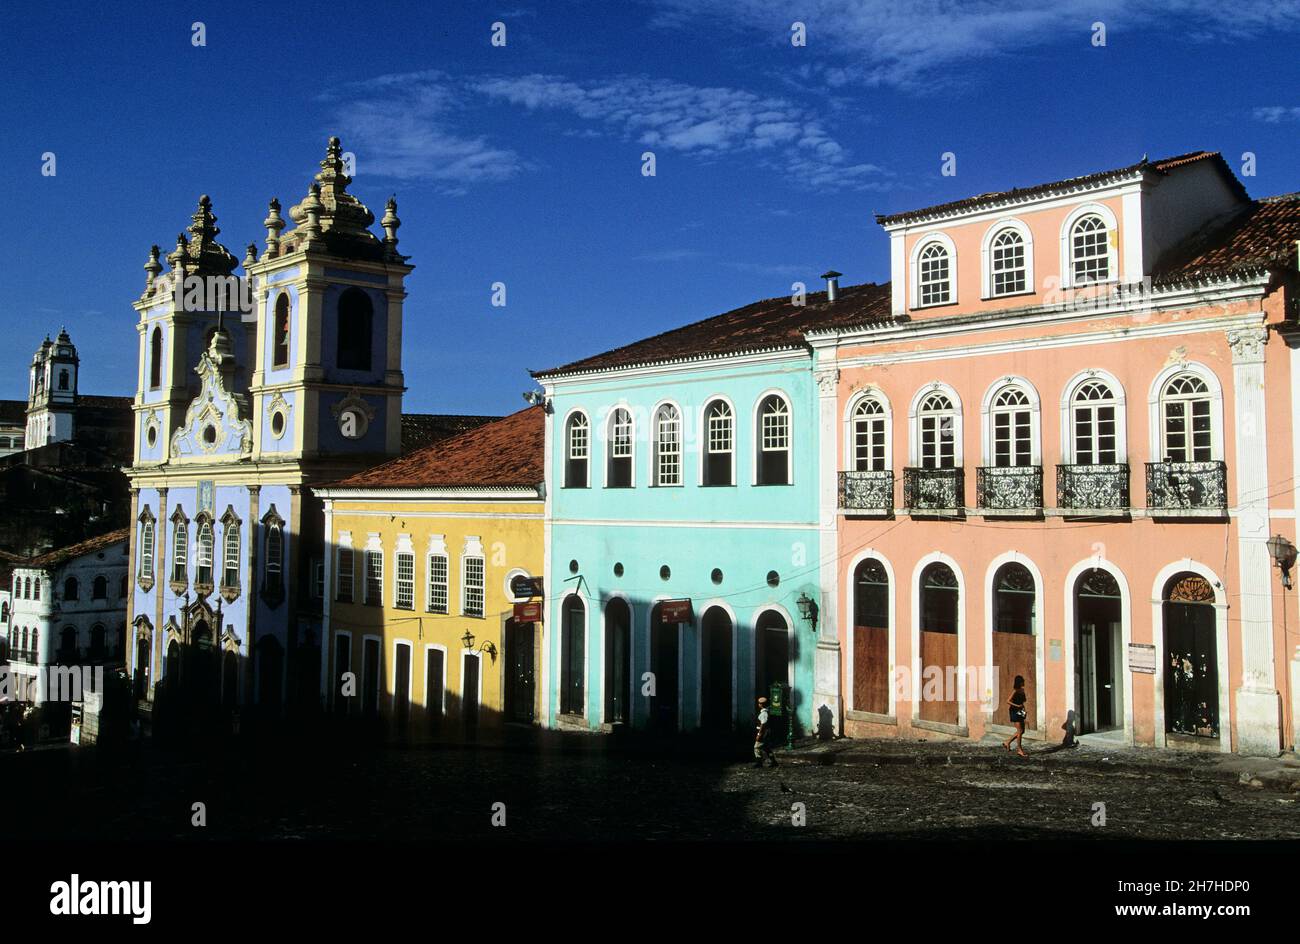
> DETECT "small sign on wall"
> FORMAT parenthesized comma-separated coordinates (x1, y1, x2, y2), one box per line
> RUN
(1128, 642, 1157, 674)
(1049, 639, 1062, 662)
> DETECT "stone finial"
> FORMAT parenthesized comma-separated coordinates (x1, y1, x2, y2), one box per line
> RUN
(300, 182, 324, 249)
(243, 242, 259, 268)
(167, 232, 189, 271)
(381, 196, 401, 255)
(143, 244, 163, 295)
(264, 197, 285, 255)
(319, 136, 351, 190)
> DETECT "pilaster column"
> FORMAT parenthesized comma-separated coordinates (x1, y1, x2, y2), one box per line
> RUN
(1227, 325, 1281, 755)
(813, 363, 843, 738)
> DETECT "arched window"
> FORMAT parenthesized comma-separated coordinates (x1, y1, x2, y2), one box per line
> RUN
(918, 241, 952, 306)
(564, 413, 589, 488)
(222, 521, 240, 591)
(172, 519, 188, 585)
(654, 404, 681, 486)
(58, 369, 69, 391)
(272, 293, 291, 368)
(607, 408, 633, 487)
(264, 524, 283, 595)
(1161, 374, 1213, 462)
(119, 575, 128, 598)
(64, 577, 79, 601)
(92, 575, 108, 600)
(336, 288, 374, 371)
(139, 518, 155, 581)
(195, 518, 214, 586)
(990, 387, 1032, 467)
(24, 577, 32, 599)
(1071, 379, 1118, 464)
(33, 578, 40, 599)
(757, 394, 791, 485)
(560, 595, 586, 715)
(61, 626, 77, 659)
(993, 563, 1035, 633)
(703, 400, 733, 486)
(852, 397, 887, 472)
(1070, 214, 1109, 285)
(989, 228, 1026, 296)
(919, 562, 959, 634)
(90, 625, 105, 659)
(149, 326, 163, 389)
(918, 393, 957, 468)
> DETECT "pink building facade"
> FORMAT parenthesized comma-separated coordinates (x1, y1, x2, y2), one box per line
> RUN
(809, 153, 1300, 756)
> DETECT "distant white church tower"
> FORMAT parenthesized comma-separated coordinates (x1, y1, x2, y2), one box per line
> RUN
(26, 328, 79, 447)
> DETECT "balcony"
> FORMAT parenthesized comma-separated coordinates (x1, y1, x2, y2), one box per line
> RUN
(903, 467, 964, 516)
(838, 470, 894, 515)
(1146, 460, 1228, 516)
(976, 466, 1043, 516)
(1056, 463, 1130, 515)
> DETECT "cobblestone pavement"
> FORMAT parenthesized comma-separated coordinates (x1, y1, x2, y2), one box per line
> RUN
(7, 733, 1299, 842)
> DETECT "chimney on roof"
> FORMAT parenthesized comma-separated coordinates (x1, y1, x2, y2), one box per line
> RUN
(821, 270, 842, 302)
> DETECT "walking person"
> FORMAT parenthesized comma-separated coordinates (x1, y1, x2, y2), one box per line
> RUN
(752, 696, 777, 768)
(1001, 675, 1029, 757)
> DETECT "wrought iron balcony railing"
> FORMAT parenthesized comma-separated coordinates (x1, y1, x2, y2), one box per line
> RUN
(976, 465, 1043, 513)
(903, 466, 964, 514)
(1145, 460, 1228, 512)
(838, 470, 894, 514)
(1056, 463, 1130, 513)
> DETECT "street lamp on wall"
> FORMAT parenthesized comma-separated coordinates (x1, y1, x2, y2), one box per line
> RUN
(461, 628, 498, 662)
(796, 592, 819, 632)
(1266, 534, 1297, 590)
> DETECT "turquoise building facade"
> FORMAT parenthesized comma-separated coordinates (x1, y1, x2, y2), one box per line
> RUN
(536, 343, 830, 735)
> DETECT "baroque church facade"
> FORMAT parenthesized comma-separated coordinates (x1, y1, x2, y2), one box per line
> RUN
(127, 138, 413, 717)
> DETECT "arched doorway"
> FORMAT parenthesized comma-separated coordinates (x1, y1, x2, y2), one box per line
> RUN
(603, 599, 631, 725)
(700, 606, 733, 731)
(852, 559, 890, 715)
(754, 609, 790, 708)
(189, 622, 217, 710)
(992, 562, 1036, 731)
(559, 596, 586, 717)
(650, 602, 680, 731)
(505, 617, 536, 724)
(918, 562, 959, 725)
(1162, 573, 1219, 738)
(1074, 568, 1123, 734)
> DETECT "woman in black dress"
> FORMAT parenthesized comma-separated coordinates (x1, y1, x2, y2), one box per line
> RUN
(1001, 675, 1028, 757)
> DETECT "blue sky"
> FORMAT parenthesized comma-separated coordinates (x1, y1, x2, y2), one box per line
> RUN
(1, 1, 1297, 415)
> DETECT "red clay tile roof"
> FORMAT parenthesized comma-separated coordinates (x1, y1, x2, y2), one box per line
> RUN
(23, 528, 129, 569)
(534, 281, 893, 378)
(876, 151, 1246, 226)
(335, 407, 544, 490)
(400, 413, 499, 454)
(1154, 193, 1300, 282)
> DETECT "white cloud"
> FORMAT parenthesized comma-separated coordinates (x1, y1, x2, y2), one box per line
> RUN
(1253, 106, 1300, 123)
(650, 0, 1300, 90)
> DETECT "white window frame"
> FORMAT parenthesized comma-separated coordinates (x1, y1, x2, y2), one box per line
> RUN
(845, 388, 892, 472)
(980, 218, 1034, 299)
(394, 547, 415, 611)
(1150, 365, 1223, 463)
(1059, 369, 1127, 464)
(980, 377, 1041, 467)
(753, 391, 793, 485)
(909, 233, 957, 310)
(363, 535, 383, 606)
(563, 409, 590, 488)
(1059, 203, 1119, 289)
(908, 383, 963, 467)
(603, 405, 635, 487)
(699, 396, 736, 486)
(427, 534, 449, 614)
(652, 401, 683, 487)
(336, 532, 355, 603)
(461, 536, 485, 618)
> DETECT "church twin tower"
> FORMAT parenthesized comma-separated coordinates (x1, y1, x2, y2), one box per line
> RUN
(126, 138, 413, 713)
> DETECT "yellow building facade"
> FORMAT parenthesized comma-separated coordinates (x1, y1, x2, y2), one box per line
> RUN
(317, 407, 544, 735)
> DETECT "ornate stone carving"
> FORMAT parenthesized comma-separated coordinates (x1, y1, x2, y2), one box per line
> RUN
(1227, 326, 1267, 363)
